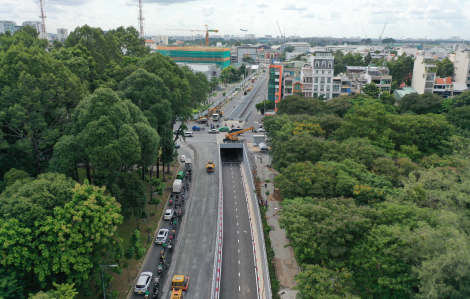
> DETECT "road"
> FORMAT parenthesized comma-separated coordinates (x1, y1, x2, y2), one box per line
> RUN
(129, 66, 268, 299)
(220, 163, 258, 299)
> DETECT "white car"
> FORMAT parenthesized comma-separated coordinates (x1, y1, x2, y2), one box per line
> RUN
(164, 209, 174, 220)
(208, 129, 219, 134)
(180, 155, 186, 162)
(259, 128, 266, 132)
(134, 271, 153, 294)
(155, 229, 169, 244)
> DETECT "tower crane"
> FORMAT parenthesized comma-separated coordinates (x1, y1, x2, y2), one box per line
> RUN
(379, 23, 387, 40)
(276, 20, 284, 45)
(167, 25, 218, 46)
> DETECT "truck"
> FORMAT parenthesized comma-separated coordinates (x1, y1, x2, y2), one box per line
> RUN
(172, 179, 183, 193)
(212, 114, 219, 121)
(185, 159, 192, 172)
(206, 161, 215, 172)
(170, 275, 189, 299)
(197, 117, 207, 124)
(176, 171, 185, 180)
(192, 125, 205, 131)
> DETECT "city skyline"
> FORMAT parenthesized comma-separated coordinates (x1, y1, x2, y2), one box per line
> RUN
(1, 0, 469, 40)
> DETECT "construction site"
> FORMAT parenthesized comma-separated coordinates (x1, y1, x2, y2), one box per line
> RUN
(156, 46, 231, 69)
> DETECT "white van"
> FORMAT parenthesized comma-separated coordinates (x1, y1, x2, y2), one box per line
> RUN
(184, 132, 193, 137)
(173, 179, 183, 193)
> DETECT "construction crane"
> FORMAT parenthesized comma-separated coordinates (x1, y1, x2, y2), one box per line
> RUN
(276, 20, 284, 45)
(379, 23, 387, 40)
(223, 127, 254, 143)
(167, 25, 218, 46)
(362, 27, 367, 39)
(37, 0, 47, 40)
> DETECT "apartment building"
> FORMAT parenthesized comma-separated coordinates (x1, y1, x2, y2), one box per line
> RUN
(237, 46, 258, 63)
(433, 77, 453, 98)
(332, 76, 342, 98)
(310, 51, 335, 100)
(281, 42, 310, 53)
(57, 28, 68, 42)
(268, 65, 283, 109)
(411, 55, 438, 94)
(0, 20, 17, 34)
(363, 66, 392, 92)
(453, 50, 470, 88)
(282, 65, 302, 98)
(300, 67, 313, 97)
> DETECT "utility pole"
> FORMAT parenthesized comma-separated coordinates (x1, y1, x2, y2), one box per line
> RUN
(38, 0, 47, 39)
(138, 0, 145, 38)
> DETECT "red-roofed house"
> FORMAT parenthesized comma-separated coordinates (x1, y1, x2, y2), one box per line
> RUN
(145, 39, 156, 49)
(433, 76, 453, 98)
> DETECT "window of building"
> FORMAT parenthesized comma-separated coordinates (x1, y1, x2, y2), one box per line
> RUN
(294, 84, 301, 91)
(327, 78, 331, 84)
(320, 85, 324, 91)
(468, 77, 470, 80)
(314, 85, 318, 91)
(320, 77, 325, 83)
(322, 70, 325, 74)
(315, 61, 319, 67)
(328, 70, 332, 74)
(316, 70, 319, 74)
(322, 61, 326, 67)
(315, 77, 318, 83)
(328, 61, 332, 68)
(326, 85, 330, 91)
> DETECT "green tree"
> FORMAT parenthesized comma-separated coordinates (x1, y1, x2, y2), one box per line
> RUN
(295, 264, 360, 299)
(276, 94, 326, 115)
(242, 56, 254, 64)
(0, 268, 25, 299)
(255, 100, 275, 114)
(333, 50, 346, 75)
(436, 57, 454, 78)
(0, 180, 123, 292)
(364, 52, 372, 65)
(0, 29, 48, 52)
(446, 106, 470, 131)
(379, 90, 396, 106)
(181, 66, 209, 107)
(452, 90, 470, 108)
(399, 93, 443, 114)
(0, 45, 85, 175)
(107, 26, 149, 58)
(0, 173, 75, 228)
(124, 229, 145, 281)
(325, 95, 353, 117)
(3, 168, 30, 186)
(28, 283, 78, 299)
(362, 83, 381, 98)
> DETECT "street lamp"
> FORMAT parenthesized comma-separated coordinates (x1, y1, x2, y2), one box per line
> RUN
(145, 191, 160, 243)
(100, 264, 117, 299)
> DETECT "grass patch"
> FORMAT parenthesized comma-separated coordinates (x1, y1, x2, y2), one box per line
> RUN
(260, 205, 281, 299)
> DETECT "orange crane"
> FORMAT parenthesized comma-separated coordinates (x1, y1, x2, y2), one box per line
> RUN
(167, 25, 218, 47)
(223, 127, 254, 143)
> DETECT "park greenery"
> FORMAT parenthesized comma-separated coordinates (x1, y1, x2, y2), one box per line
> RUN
(0, 24, 220, 297)
(265, 92, 470, 299)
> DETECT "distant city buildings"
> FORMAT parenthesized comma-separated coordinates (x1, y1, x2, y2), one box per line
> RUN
(151, 35, 168, 46)
(0, 20, 17, 34)
(57, 28, 68, 42)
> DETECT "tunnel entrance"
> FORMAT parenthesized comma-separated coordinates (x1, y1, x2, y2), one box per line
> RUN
(220, 146, 243, 163)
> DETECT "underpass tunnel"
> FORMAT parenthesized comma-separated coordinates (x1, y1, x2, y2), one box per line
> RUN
(220, 147, 243, 163)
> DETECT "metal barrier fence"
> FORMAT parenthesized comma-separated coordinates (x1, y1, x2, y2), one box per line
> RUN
(210, 149, 224, 299)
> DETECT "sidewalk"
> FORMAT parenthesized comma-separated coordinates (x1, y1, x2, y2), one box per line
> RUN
(251, 149, 300, 299)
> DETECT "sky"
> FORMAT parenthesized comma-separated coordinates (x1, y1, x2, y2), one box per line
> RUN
(1, 0, 470, 40)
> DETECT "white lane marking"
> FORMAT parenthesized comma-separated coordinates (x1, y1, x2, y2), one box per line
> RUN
(239, 286, 241, 291)
(237, 222, 238, 225)
(238, 260, 240, 264)
(238, 239, 239, 243)
(239, 273, 241, 277)
(235, 201, 237, 204)
(238, 249, 240, 253)
(237, 231, 239, 234)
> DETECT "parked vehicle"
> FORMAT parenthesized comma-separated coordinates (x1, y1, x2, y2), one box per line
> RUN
(134, 272, 153, 294)
(173, 179, 183, 193)
(184, 132, 193, 137)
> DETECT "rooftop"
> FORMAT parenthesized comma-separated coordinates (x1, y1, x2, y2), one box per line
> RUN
(394, 87, 417, 101)
(435, 76, 452, 84)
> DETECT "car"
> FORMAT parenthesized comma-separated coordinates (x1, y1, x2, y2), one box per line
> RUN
(208, 129, 219, 134)
(164, 209, 174, 220)
(258, 128, 266, 132)
(134, 271, 153, 294)
(184, 132, 193, 137)
(155, 229, 169, 244)
(175, 143, 180, 149)
(180, 155, 186, 162)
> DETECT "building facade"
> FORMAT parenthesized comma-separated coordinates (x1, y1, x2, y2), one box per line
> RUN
(176, 63, 221, 81)
(363, 66, 392, 92)
(310, 51, 335, 100)
(268, 65, 283, 110)
(0, 20, 16, 34)
(433, 77, 453, 98)
(237, 46, 258, 63)
(453, 50, 470, 89)
(156, 46, 230, 69)
(57, 28, 68, 42)
(151, 35, 169, 46)
(22, 21, 43, 35)
(411, 55, 438, 94)
(281, 42, 310, 53)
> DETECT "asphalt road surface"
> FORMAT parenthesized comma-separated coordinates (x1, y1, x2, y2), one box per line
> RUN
(220, 163, 258, 299)
(129, 66, 268, 299)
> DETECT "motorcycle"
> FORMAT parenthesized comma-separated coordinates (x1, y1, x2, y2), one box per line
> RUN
(158, 263, 163, 275)
(168, 241, 173, 252)
(169, 199, 173, 206)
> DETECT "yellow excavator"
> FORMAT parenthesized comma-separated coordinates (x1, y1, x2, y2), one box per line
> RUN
(223, 126, 254, 143)
(170, 275, 189, 299)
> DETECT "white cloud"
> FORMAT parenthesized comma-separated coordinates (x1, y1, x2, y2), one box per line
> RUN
(302, 12, 314, 18)
(255, 1, 268, 8)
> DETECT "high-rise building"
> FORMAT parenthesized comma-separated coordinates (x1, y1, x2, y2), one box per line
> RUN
(152, 35, 168, 46)
(0, 20, 17, 34)
(156, 46, 230, 69)
(268, 65, 283, 110)
(22, 21, 43, 35)
(237, 46, 258, 63)
(310, 51, 335, 100)
(57, 28, 68, 42)
(453, 50, 470, 88)
(411, 55, 438, 94)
